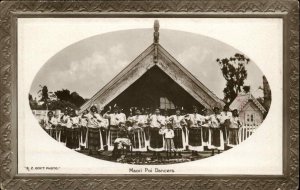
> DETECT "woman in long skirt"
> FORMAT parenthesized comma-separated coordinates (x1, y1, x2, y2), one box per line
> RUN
(79, 109, 89, 149)
(59, 108, 70, 144)
(201, 108, 210, 147)
(87, 105, 108, 154)
(220, 105, 232, 143)
(142, 108, 151, 150)
(128, 109, 147, 155)
(104, 106, 124, 151)
(65, 109, 80, 150)
(43, 111, 58, 139)
(168, 108, 186, 157)
(208, 107, 225, 155)
(186, 106, 204, 156)
(181, 108, 189, 150)
(149, 109, 165, 158)
(227, 109, 242, 147)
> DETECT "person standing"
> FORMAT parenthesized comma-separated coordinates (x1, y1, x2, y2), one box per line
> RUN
(227, 109, 242, 147)
(220, 105, 232, 144)
(104, 106, 125, 151)
(159, 123, 175, 159)
(142, 108, 151, 150)
(200, 108, 210, 147)
(65, 109, 80, 150)
(87, 105, 108, 155)
(79, 109, 89, 149)
(149, 108, 165, 158)
(128, 109, 147, 155)
(118, 107, 127, 124)
(208, 107, 225, 155)
(185, 106, 204, 156)
(59, 108, 70, 145)
(168, 108, 186, 157)
(43, 110, 58, 139)
(181, 107, 189, 150)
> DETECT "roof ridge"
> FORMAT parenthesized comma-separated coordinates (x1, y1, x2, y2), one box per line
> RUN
(157, 44, 224, 106)
(80, 44, 155, 111)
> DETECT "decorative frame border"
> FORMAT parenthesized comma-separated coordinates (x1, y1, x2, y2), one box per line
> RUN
(0, 0, 298, 189)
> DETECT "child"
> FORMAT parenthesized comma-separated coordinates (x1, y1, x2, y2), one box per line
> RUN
(208, 107, 225, 156)
(227, 109, 242, 147)
(159, 123, 175, 159)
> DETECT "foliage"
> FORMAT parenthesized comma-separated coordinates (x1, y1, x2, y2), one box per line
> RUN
(216, 53, 250, 104)
(29, 87, 86, 110)
(38, 85, 50, 102)
(55, 89, 86, 107)
(47, 100, 77, 111)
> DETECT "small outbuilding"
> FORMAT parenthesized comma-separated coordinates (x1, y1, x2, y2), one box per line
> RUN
(230, 92, 267, 126)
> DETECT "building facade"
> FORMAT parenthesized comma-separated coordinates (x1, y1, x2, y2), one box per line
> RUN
(80, 21, 225, 115)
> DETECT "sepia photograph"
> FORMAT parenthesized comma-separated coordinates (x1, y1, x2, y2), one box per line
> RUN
(27, 19, 272, 166)
(0, 0, 298, 189)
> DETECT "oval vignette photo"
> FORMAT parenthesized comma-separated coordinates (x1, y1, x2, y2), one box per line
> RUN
(28, 20, 272, 165)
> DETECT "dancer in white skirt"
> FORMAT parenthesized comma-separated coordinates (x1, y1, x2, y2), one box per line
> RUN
(141, 108, 151, 150)
(168, 108, 187, 157)
(104, 106, 126, 151)
(200, 108, 211, 147)
(128, 109, 147, 155)
(79, 109, 89, 149)
(208, 107, 225, 155)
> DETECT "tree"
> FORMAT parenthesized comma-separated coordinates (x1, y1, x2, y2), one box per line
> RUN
(70, 92, 86, 107)
(28, 93, 39, 110)
(55, 89, 71, 102)
(216, 53, 250, 104)
(55, 89, 86, 108)
(47, 100, 77, 111)
(38, 85, 50, 103)
(30, 87, 85, 111)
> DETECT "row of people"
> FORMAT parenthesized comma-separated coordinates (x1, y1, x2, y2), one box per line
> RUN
(41, 105, 242, 157)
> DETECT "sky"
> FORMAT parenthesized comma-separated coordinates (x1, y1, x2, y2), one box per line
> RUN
(30, 28, 265, 100)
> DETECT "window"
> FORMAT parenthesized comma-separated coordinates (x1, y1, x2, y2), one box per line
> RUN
(245, 111, 256, 125)
(160, 97, 175, 110)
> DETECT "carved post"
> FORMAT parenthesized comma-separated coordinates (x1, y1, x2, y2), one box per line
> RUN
(153, 20, 159, 63)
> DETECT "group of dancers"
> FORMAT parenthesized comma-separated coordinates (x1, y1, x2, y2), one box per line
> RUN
(41, 104, 242, 159)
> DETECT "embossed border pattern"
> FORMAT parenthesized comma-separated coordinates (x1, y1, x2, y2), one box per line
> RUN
(0, 0, 298, 189)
